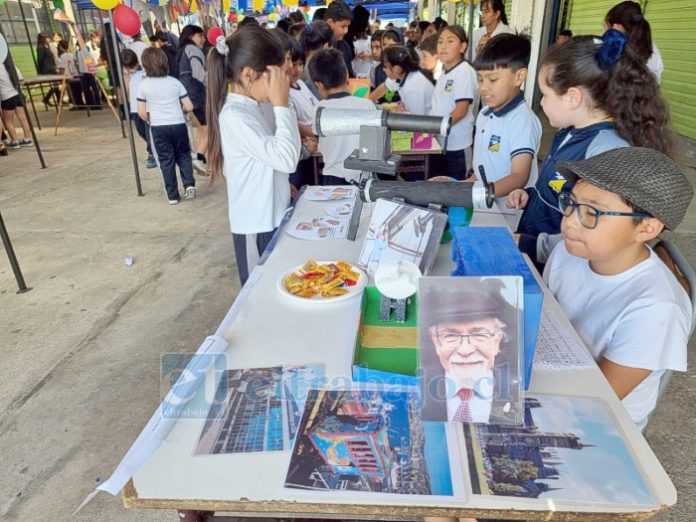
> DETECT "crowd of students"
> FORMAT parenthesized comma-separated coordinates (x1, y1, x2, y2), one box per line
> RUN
(94, 0, 696, 432)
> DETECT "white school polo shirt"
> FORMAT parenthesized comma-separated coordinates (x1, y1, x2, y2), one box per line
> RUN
(431, 60, 477, 151)
(289, 79, 319, 127)
(473, 93, 541, 188)
(389, 69, 434, 115)
(136, 76, 187, 127)
(220, 93, 300, 234)
(544, 243, 691, 430)
(127, 69, 145, 115)
(317, 93, 376, 182)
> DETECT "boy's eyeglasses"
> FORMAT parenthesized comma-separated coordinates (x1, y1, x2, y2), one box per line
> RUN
(557, 192, 652, 229)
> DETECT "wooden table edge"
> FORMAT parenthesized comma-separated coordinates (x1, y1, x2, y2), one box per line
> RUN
(122, 479, 663, 521)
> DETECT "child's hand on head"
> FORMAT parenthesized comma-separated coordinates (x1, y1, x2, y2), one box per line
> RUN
(506, 189, 529, 209)
(267, 65, 290, 107)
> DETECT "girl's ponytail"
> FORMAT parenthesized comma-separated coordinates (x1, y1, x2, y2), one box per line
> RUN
(606, 1, 653, 63)
(541, 31, 669, 153)
(205, 26, 286, 181)
(206, 38, 231, 181)
(607, 41, 669, 154)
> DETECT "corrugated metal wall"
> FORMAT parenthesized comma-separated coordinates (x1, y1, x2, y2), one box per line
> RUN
(566, 0, 696, 140)
(646, 0, 696, 141)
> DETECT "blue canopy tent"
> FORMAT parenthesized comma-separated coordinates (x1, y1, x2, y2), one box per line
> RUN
(355, 0, 414, 20)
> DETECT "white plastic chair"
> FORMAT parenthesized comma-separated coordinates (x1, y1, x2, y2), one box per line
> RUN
(647, 239, 696, 428)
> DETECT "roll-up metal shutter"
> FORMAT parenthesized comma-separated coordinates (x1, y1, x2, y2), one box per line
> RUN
(645, 0, 696, 140)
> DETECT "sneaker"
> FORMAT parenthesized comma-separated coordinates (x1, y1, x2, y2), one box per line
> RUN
(6, 141, 20, 150)
(192, 158, 209, 176)
(168, 199, 180, 205)
(184, 186, 196, 200)
(146, 155, 157, 169)
(19, 139, 33, 147)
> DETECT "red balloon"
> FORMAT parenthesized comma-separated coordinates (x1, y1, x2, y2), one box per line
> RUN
(113, 4, 142, 37)
(207, 26, 224, 46)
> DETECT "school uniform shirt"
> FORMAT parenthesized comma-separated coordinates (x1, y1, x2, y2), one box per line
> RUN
(289, 79, 319, 127)
(219, 93, 301, 234)
(430, 60, 477, 151)
(316, 92, 376, 182)
(516, 122, 628, 262)
(432, 60, 444, 81)
(385, 70, 434, 115)
(335, 39, 355, 78)
(0, 64, 19, 101)
(352, 37, 373, 78)
(128, 69, 146, 115)
(471, 22, 513, 61)
(647, 43, 664, 84)
(59, 52, 78, 79)
(544, 243, 691, 430)
(136, 76, 187, 126)
(129, 40, 149, 66)
(473, 93, 542, 205)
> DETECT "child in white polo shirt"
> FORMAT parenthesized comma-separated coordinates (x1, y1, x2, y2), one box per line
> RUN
(382, 45, 434, 115)
(309, 48, 375, 185)
(288, 38, 319, 189)
(430, 25, 478, 180)
(137, 47, 196, 204)
(472, 33, 541, 206)
(545, 148, 693, 430)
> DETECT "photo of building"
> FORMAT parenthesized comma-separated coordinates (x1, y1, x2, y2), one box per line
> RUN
(464, 395, 655, 505)
(285, 389, 453, 495)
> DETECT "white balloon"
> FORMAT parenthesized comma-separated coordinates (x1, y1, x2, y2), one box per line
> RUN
(0, 34, 7, 64)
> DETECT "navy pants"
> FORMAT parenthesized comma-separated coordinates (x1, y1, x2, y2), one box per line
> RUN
(322, 174, 350, 186)
(443, 148, 468, 180)
(150, 123, 194, 201)
(232, 230, 276, 285)
(132, 114, 152, 155)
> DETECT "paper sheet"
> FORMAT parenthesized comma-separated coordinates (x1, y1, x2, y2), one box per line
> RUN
(534, 309, 596, 370)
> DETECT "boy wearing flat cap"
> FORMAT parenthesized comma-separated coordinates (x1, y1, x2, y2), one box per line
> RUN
(544, 147, 694, 430)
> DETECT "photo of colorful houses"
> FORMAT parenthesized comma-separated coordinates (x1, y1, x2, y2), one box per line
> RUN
(194, 365, 325, 455)
(463, 395, 655, 505)
(285, 389, 453, 496)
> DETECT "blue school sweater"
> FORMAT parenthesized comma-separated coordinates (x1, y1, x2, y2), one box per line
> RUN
(517, 122, 628, 261)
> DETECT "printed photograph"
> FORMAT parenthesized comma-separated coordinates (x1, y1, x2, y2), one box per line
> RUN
(286, 217, 350, 240)
(419, 276, 524, 425)
(285, 389, 453, 496)
(194, 365, 325, 455)
(463, 395, 656, 506)
(358, 199, 447, 277)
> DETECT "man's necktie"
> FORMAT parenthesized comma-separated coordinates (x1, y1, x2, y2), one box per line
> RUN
(453, 388, 474, 422)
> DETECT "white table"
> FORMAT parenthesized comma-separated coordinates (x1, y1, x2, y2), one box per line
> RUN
(123, 194, 676, 521)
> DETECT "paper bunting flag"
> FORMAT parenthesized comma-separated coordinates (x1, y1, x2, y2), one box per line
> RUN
(53, 8, 75, 24)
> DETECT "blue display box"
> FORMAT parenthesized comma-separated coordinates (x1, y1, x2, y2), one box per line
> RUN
(451, 227, 543, 390)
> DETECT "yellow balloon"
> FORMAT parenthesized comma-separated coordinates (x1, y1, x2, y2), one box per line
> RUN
(91, 0, 119, 10)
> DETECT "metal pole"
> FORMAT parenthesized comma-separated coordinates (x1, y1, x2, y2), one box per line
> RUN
(0, 211, 31, 293)
(16, 0, 39, 71)
(99, 13, 125, 138)
(107, 14, 144, 197)
(0, 21, 47, 168)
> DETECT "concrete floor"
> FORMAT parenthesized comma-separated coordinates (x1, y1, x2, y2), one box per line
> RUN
(0, 110, 695, 521)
